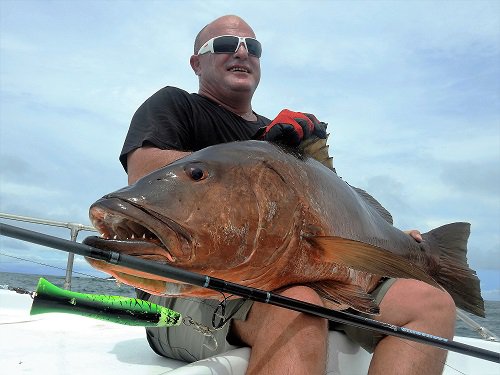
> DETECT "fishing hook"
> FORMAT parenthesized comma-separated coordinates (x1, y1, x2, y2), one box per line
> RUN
(182, 315, 218, 351)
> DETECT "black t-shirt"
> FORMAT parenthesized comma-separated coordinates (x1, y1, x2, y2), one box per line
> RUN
(120, 86, 271, 172)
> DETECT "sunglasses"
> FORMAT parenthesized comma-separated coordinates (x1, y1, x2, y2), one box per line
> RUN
(197, 35, 262, 58)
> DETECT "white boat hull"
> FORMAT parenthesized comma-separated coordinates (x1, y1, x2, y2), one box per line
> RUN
(1, 290, 498, 374)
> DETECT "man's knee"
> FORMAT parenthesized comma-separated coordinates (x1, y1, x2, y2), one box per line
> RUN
(434, 287, 456, 318)
(414, 282, 456, 320)
(232, 286, 328, 347)
(280, 285, 325, 305)
(278, 286, 329, 332)
(382, 279, 456, 335)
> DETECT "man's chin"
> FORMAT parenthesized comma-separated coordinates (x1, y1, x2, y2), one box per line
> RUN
(226, 76, 259, 92)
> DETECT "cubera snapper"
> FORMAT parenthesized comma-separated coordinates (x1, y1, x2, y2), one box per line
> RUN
(84, 140, 484, 317)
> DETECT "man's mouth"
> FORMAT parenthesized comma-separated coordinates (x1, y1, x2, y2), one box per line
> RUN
(229, 66, 250, 73)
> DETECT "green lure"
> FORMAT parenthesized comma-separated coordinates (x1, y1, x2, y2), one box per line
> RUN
(30, 278, 181, 327)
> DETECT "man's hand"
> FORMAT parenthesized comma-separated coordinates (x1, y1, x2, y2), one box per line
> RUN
(254, 109, 327, 146)
(404, 229, 423, 242)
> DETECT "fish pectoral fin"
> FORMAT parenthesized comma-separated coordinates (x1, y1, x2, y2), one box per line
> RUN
(307, 280, 379, 314)
(308, 236, 439, 288)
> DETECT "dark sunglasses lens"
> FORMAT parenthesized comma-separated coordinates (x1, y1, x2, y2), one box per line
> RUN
(213, 36, 240, 53)
(213, 36, 262, 57)
(245, 39, 262, 58)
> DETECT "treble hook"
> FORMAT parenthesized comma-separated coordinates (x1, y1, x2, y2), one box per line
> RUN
(182, 316, 218, 351)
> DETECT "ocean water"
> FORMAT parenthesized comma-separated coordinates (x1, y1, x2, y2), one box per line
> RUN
(1, 271, 499, 340)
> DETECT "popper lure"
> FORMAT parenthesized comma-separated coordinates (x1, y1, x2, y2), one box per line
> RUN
(31, 278, 181, 328)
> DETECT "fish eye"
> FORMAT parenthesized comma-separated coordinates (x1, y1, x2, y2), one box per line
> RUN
(185, 165, 207, 181)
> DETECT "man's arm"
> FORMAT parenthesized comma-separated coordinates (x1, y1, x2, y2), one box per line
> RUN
(127, 146, 191, 185)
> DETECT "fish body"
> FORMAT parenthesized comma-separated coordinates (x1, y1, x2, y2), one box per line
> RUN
(84, 140, 484, 316)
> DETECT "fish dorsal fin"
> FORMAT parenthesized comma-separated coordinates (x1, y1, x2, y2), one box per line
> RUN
(308, 236, 439, 288)
(299, 134, 335, 171)
(298, 133, 392, 225)
(349, 185, 394, 225)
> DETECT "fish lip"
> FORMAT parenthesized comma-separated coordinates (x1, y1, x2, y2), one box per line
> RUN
(88, 197, 191, 263)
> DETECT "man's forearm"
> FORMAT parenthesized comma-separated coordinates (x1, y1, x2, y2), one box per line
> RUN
(127, 146, 191, 184)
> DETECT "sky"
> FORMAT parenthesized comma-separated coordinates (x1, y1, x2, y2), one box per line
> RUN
(0, 1, 499, 300)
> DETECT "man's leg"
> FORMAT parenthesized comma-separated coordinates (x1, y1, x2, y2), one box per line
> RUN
(369, 279, 456, 375)
(232, 286, 328, 375)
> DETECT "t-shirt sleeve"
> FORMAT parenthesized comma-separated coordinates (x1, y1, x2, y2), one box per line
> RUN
(119, 87, 193, 172)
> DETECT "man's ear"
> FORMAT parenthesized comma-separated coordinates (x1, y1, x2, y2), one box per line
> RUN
(190, 55, 201, 76)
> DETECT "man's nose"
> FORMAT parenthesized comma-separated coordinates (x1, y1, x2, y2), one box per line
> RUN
(234, 43, 249, 57)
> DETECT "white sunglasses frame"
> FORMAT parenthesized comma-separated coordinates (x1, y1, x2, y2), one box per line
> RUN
(197, 35, 262, 57)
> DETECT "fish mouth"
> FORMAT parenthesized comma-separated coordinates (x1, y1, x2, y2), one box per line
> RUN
(83, 197, 193, 292)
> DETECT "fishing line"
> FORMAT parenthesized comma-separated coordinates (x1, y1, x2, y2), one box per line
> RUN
(134, 287, 235, 350)
(0, 252, 107, 280)
(132, 283, 246, 333)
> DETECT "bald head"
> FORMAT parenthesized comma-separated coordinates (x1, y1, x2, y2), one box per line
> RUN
(194, 15, 256, 54)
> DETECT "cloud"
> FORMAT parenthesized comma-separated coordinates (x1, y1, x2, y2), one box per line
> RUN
(0, 1, 498, 298)
(482, 289, 500, 302)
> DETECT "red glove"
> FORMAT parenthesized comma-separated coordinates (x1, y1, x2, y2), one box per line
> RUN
(254, 109, 327, 146)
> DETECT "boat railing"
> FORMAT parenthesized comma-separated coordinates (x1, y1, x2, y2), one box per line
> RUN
(456, 309, 499, 341)
(1, 211, 498, 342)
(0, 212, 97, 290)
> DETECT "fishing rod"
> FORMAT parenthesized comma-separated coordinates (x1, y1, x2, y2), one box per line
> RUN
(1, 222, 499, 363)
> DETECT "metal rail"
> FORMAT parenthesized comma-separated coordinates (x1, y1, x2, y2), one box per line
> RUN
(0, 212, 97, 290)
(456, 309, 499, 342)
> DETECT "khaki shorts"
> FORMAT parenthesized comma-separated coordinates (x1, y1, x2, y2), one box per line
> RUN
(330, 277, 396, 353)
(144, 278, 395, 361)
(144, 295, 253, 362)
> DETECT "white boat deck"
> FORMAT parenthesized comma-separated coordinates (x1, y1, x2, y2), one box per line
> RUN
(1, 289, 499, 375)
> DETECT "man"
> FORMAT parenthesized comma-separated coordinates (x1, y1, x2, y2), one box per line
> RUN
(120, 15, 456, 375)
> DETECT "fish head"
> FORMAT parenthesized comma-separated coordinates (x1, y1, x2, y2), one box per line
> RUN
(84, 141, 313, 297)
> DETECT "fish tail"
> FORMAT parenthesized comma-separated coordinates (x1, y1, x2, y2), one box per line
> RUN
(423, 222, 485, 317)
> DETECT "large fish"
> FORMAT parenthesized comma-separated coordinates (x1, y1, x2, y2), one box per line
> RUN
(84, 140, 484, 317)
